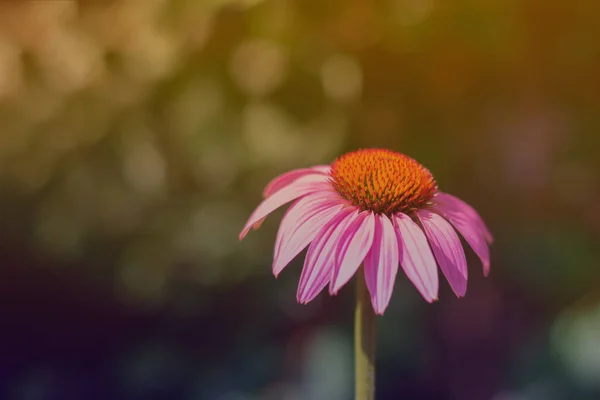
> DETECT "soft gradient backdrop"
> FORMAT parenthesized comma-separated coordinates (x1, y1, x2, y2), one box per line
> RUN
(0, 1, 599, 399)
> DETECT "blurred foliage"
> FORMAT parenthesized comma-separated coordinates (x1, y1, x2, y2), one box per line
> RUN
(0, 0, 599, 399)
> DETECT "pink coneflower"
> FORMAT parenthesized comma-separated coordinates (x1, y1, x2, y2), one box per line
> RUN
(240, 148, 492, 315)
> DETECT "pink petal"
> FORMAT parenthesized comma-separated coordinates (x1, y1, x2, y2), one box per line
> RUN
(364, 214, 399, 315)
(297, 208, 355, 303)
(434, 192, 493, 243)
(252, 219, 266, 230)
(416, 209, 468, 297)
(430, 194, 491, 276)
(273, 192, 344, 277)
(273, 189, 339, 261)
(263, 166, 331, 198)
(394, 213, 439, 302)
(330, 211, 376, 295)
(239, 175, 332, 240)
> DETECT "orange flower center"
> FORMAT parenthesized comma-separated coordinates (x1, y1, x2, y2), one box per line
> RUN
(330, 149, 437, 215)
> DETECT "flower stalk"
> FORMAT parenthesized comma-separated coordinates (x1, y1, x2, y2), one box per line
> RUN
(355, 270, 376, 400)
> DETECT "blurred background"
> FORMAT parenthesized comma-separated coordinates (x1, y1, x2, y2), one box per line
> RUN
(0, 0, 598, 399)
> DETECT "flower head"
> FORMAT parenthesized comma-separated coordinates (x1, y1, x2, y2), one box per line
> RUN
(240, 149, 493, 315)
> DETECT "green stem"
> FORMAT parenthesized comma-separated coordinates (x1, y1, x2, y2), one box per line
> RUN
(355, 270, 376, 400)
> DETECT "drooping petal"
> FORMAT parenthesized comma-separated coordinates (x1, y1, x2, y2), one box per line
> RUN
(416, 209, 468, 297)
(273, 192, 344, 276)
(239, 175, 332, 240)
(364, 214, 399, 315)
(297, 208, 355, 303)
(430, 194, 491, 276)
(253, 168, 332, 230)
(394, 213, 439, 302)
(263, 166, 331, 198)
(330, 211, 376, 295)
(251, 218, 266, 231)
(434, 192, 493, 243)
